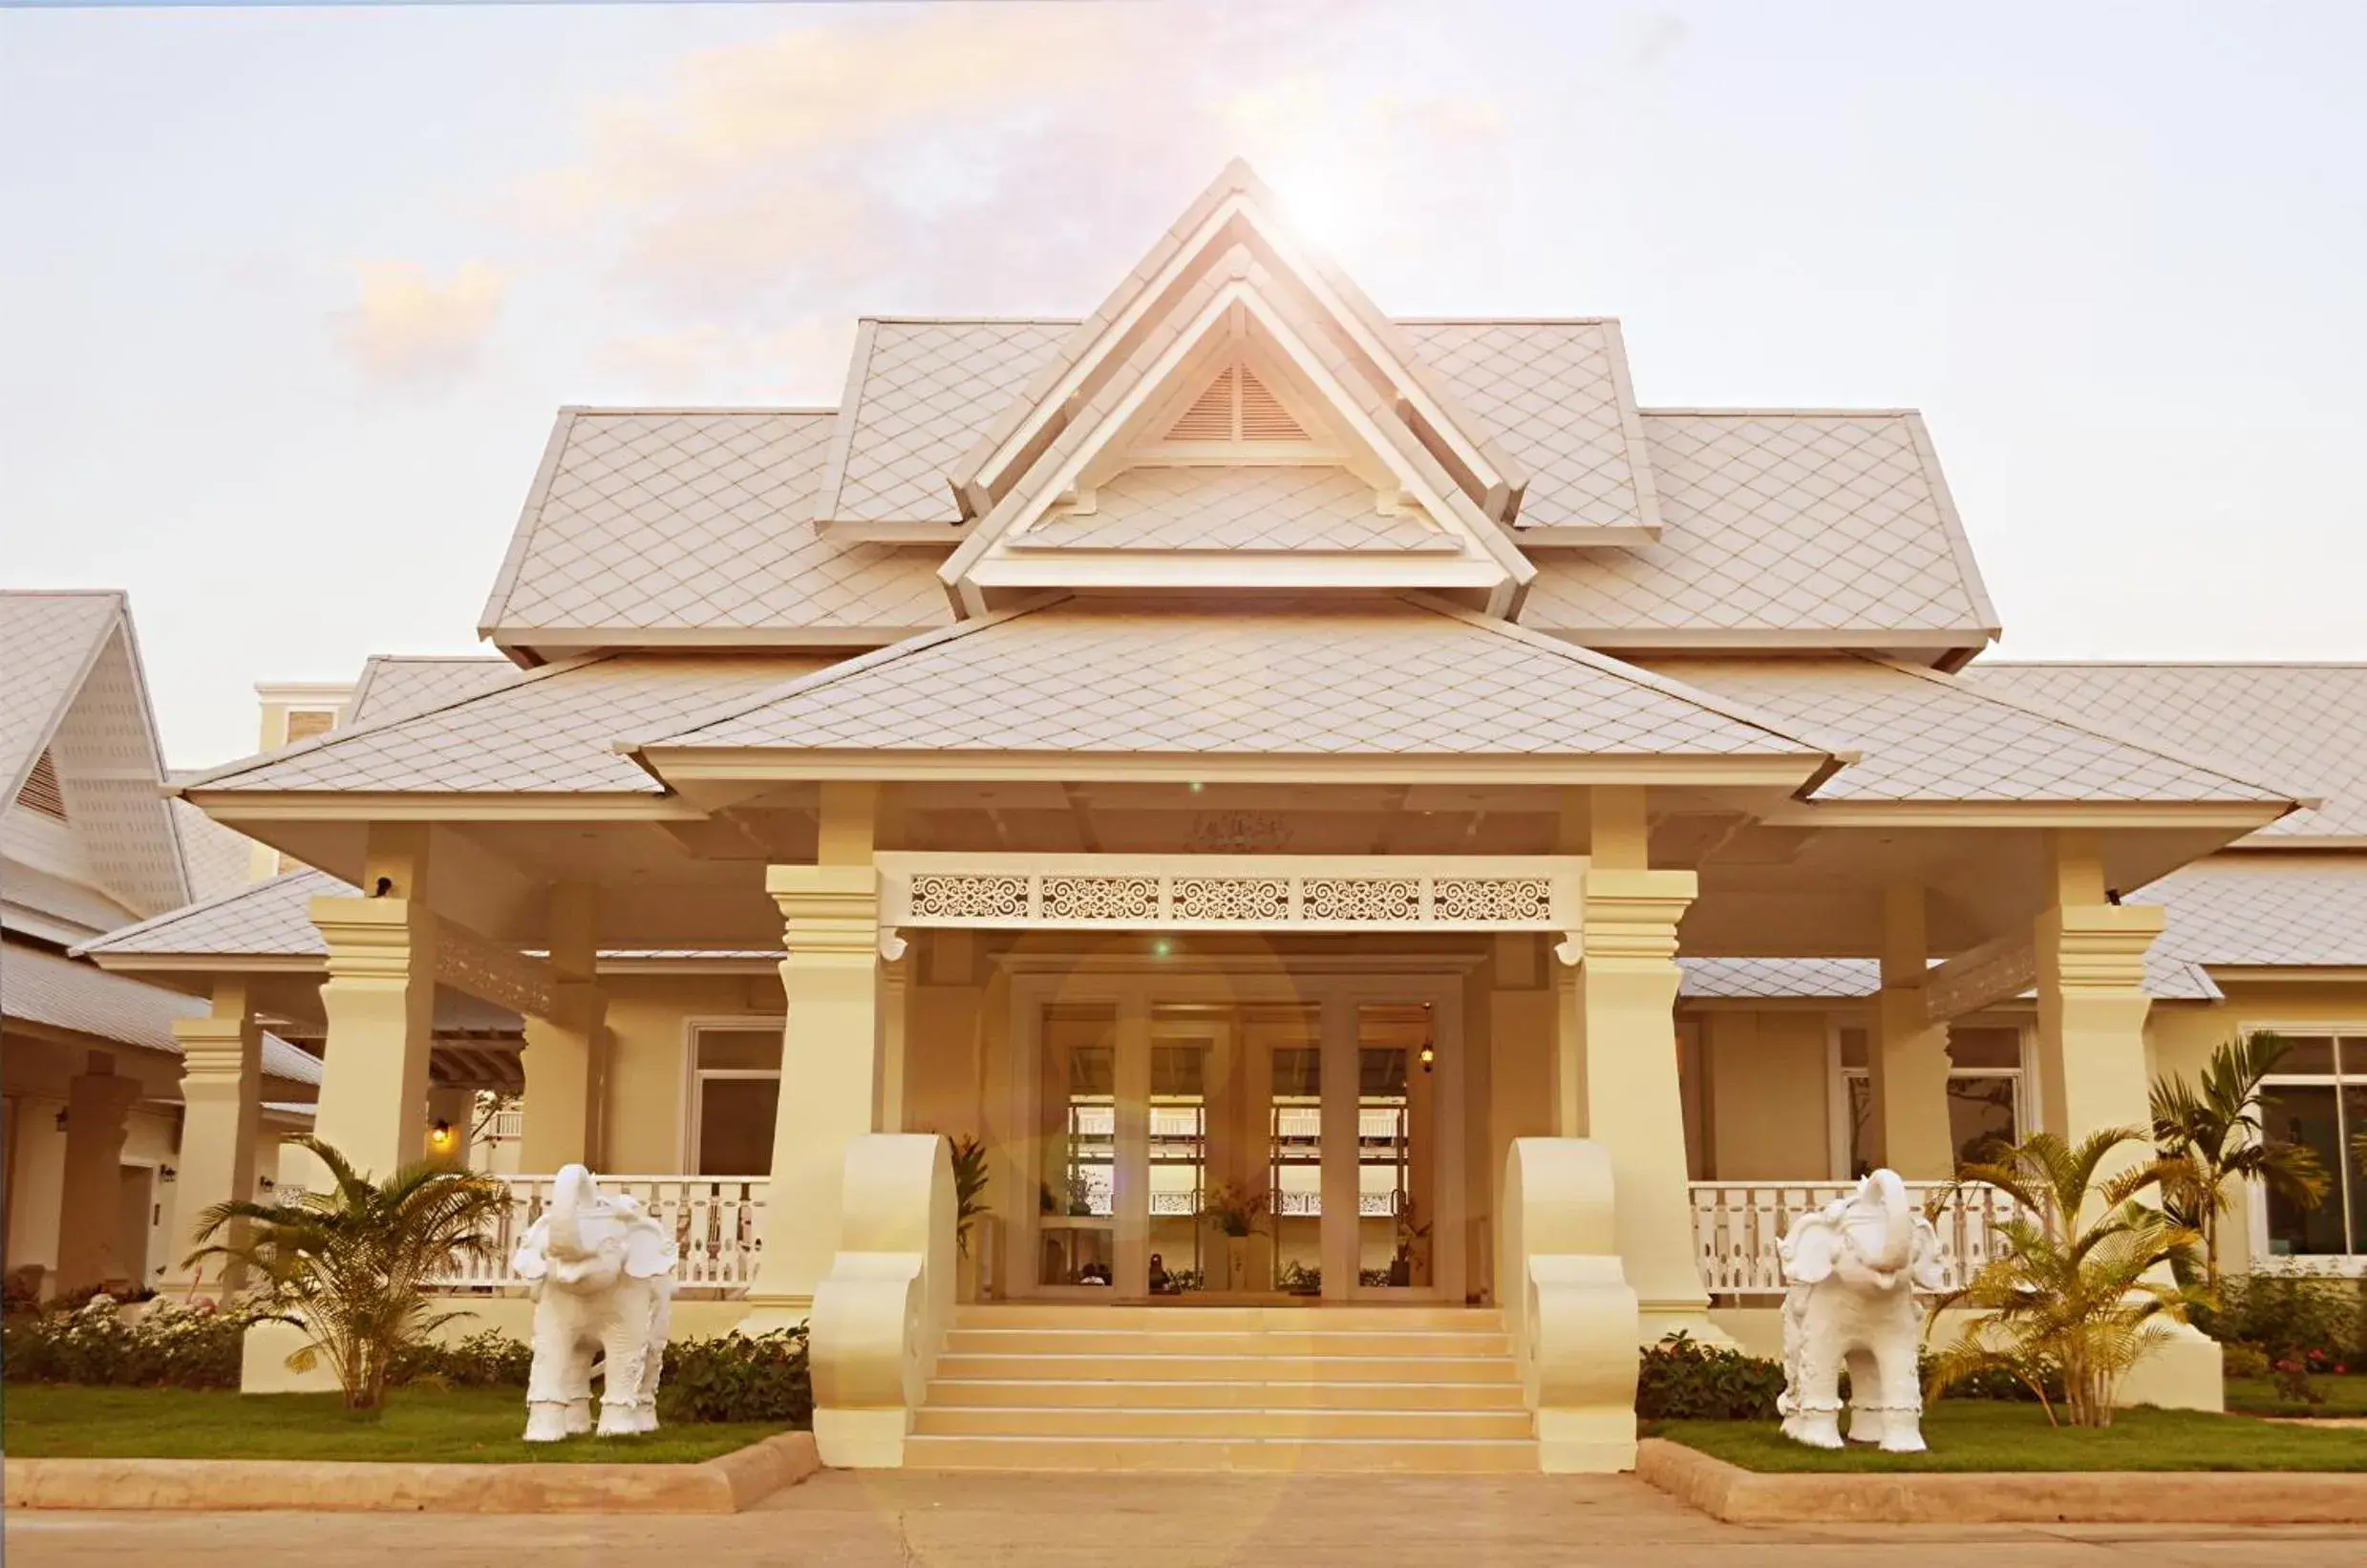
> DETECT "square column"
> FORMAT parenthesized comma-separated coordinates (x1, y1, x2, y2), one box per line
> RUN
(2032, 831, 2221, 1410)
(1869, 883, 1955, 1179)
(1577, 865, 1713, 1337)
(2032, 834, 2165, 1163)
(742, 785, 883, 1324)
(166, 982, 262, 1294)
(56, 1052, 142, 1295)
(521, 883, 605, 1170)
(307, 827, 437, 1183)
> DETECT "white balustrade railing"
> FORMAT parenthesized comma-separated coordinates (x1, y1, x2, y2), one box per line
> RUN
(1689, 1180, 2029, 1296)
(427, 1175, 766, 1291)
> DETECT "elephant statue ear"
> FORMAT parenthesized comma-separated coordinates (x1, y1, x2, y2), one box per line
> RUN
(1778, 1215, 1843, 1284)
(1908, 1214, 1951, 1291)
(622, 1218, 680, 1280)
(513, 1215, 552, 1282)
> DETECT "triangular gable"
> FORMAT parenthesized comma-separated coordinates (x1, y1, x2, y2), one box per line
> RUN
(940, 248, 1537, 613)
(0, 592, 190, 924)
(947, 159, 1528, 530)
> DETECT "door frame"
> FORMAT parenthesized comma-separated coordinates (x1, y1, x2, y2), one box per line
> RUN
(1002, 959, 1468, 1304)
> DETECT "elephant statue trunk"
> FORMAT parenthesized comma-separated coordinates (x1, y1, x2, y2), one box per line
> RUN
(515, 1164, 681, 1442)
(1775, 1168, 1948, 1453)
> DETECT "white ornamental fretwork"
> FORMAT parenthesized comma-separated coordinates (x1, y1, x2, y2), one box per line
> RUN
(1434, 877, 1552, 923)
(1304, 877, 1419, 922)
(1174, 877, 1289, 922)
(1042, 876, 1159, 922)
(908, 873, 1029, 921)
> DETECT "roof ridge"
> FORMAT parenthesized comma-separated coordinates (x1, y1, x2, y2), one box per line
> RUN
(175, 652, 614, 793)
(1860, 654, 2309, 805)
(73, 866, 348, 957)
(0, 588, 130, 602)
(620, 595, 1073, 759)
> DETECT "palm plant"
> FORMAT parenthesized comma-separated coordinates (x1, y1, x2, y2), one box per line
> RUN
(2150, 1031, 2329, 1296)
(184, 1135, 509, 1412)
(945, 1134, 992, 1256)
(1927, 1127, 2205, 1428)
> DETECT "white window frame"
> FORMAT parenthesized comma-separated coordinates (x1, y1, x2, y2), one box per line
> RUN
(681, 1016, 785, 1176)
(2245, 1022, 2367, 1276)
(1828, 1015, 2036, 1179)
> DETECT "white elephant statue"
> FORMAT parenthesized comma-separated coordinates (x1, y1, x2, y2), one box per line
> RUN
(1775, 1168, 1948, 1452)
(513, 1165, 679, 1441)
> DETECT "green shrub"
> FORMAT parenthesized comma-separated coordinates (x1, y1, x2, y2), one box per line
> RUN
(2202, 1275, 2362, 1367)
(0, 1295, 251, 1388)
(659, 1328, 812, 1427)
(1916, 1349, 2059, 1404)
(1635, 1332, 1787, 1420)
(2221, 1342, 2271, 1380)
(390, 1327, 535, 1388)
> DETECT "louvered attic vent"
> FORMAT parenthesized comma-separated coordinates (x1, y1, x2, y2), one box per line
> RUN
(20, 750, 67, 820)
(1166, 366, 1308, 443)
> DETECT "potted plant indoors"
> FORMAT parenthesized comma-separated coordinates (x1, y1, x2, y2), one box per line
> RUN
(1388, 1199, 1432, 1288)
(1198, 1182, 1269, 1292)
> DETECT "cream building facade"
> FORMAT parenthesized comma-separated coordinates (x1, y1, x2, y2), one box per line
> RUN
(67, 163, 2367, 1470)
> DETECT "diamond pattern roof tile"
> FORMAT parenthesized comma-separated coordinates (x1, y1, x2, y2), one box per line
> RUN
(350, 657, 521, 724)
(77, 868, 347, 959)
(1397, 321, 1652, 532)
(825, 320, 1078, 523)
(1520, 412, 1995, 637)
(1658, 656, 2293, 805)
(0, 592, 122, 803)
(644, 598, 1832, 760)
(481, 410, 952, 636)
(2138, 858, 2367, 968)
(5, 940, 321, 1085)
(183, 657, 819, 795)
(1969, 664, 2367, 842)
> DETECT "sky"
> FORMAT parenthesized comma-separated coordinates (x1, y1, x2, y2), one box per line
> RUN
(3, 0, 2363, 767)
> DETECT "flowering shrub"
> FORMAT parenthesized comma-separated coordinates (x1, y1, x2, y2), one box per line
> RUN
(1635, 1332, 1788, 1420)
(0, 1294, 254, 1388)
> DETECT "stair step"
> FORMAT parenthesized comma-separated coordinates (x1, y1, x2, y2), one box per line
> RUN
(951, 1304, 1501, 1332)
(903, 1434, 1537, 1473)
(931, 1352, 1520, 1384)
(942, 1327, 1511, 1358)
(913, 1405, 1533, 1439)
(921, 1378, 1528, 1411)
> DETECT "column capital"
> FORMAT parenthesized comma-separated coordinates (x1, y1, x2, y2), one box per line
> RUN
(311, 895, 432, 980)
(2036, 902, 2166, 994)
(768, 864, 881, 963)
(1580, 867, 1695, 965)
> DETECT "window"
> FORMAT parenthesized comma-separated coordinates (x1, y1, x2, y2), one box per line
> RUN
(1837, 1023, 2029, 1177)
(688, 1024, 781, 1176)
(2258, 1033, 2367, 1258)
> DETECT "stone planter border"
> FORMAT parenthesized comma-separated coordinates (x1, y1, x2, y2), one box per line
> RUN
(3, 1431, 818, 1515)
(1635, 1436, 2367, 1524)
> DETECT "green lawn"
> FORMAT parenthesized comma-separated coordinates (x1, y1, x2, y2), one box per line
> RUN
(2227, 1373, 2367, 1419)
(1650, 1400, 2367, 1473)
(0, 1386, 782, 1465)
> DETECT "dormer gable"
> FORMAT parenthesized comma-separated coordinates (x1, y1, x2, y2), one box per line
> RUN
(947, 159, 1532, 534)
(939, 245, 1536, 616)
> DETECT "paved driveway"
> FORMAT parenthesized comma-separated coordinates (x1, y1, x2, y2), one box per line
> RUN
(9, 1470, 2367, 1567)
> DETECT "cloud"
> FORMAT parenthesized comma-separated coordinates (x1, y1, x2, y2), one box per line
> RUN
(329, 261, 505, 388)
(522, 0, 1507, 392)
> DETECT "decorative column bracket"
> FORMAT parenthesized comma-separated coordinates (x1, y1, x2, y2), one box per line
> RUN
(872, 852, 1586, 960)
(1922, 932, 2037, 1025)
(435, 919, 559, 1022)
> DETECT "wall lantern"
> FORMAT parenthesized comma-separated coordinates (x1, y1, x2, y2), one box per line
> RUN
(158, 1165, 178, 1183)
(429, 1119, 457, 1152)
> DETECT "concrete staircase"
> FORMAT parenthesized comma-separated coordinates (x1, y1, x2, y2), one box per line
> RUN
(904, 1303, 1536, 1472)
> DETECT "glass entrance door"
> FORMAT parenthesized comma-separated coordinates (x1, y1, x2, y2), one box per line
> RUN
(1019, 977, 1459, 1302)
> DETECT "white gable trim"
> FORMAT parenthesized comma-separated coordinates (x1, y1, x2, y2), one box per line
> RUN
(941, 267, 1533, 612)
(950, 164, 1522, 525)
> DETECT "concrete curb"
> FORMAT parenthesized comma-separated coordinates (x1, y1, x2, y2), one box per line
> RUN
(1634, 1437, 2367, 1524)
(2, 1431, 819, 1515)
